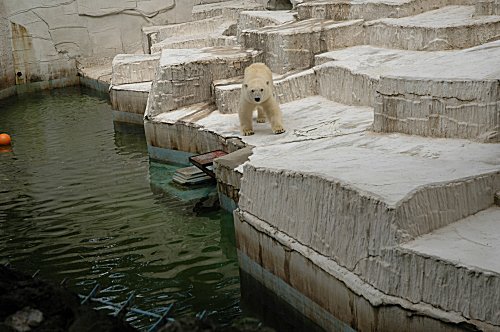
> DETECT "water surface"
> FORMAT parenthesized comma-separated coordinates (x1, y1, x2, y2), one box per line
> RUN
(0, 87, 241, 329)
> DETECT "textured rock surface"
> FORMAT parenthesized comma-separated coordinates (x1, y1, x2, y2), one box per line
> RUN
(476, 0, 500, 15)
(146, 47, 261, 117)
(214, 69, 317, 114)
(241, 18, 364, 74)
(235, 211, 494, 332)
(239, 133, 499, 269)
(365, 6, 500, 51)
(296, 0, 476, 21)
(372, 40, 500, 142)
(192, 0, 265, 21)
(150, 19, 238, 54)
(110, 82, 151, 116)
(0, 2, 15, 97)
(116, 0, 500, 329)
(237, 10, 296, 39)
(111, 54, 160, 85)
(0, 0, 194, 95)
(357, 207, 500, 325)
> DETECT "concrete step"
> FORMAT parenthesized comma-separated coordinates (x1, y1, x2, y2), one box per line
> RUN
(237, 10, 297, 39)
(236, 118, 499, 325)
(110, 82, 151, 124)
(142, 0, 265, 54)
(238, 126, 499, 267)
(314, 46, 450, 107)
(242, 5, 500, 73)
(214, 46, 450, 114)
(241, 18, 364, 74)
(151, 35, 239, 54)
(145, 96, 374, 158)
(476, 0, 500, 15)
(192, 0, 266, 21)
(372, 40, 500, 142)
(296, 0, 474, 21)
(366, 5, 500, 51)
(144, 17, 237, 54)
(111, 54, 159, 86)
(143, 90, 499, 327)
(213, 68, 316, 114)
(157, 16, 227, 41)
(145, 47, 261, 117)
(150, 21, 238, 54)
(358, 206, 500, 326)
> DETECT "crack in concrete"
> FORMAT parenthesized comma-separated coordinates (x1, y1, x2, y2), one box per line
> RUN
(6, 0, 76, 17)
(78, 1, 176, 19)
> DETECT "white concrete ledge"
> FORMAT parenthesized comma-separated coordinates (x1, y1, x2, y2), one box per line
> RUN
(314, 46, 445, 107)
(372, 40, 500, 141)
(239, 132, 499, 270)
(111, 54, 160, 85)
(237, 10, 296, 40)
(214, 68, 317, 114)
(151, 36, 238, 54)
(296, 0, 473, 21)
(192, 0, 265, 21)
(110, 82, 151, 117)
(235, 210, 496, 331)
(476, 0, 500, 15)
(145, 47, 261, 117)
(241, 18, 364, 74)
(357, 207, 500, 325)
(365, 6, 500, 51)
(158, 16, 227, 41)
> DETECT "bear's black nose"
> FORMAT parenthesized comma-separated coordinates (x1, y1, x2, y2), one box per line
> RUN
(254, 97, 261, 102)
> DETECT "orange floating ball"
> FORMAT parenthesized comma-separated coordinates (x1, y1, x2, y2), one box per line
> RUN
(0, 133, 12, 145)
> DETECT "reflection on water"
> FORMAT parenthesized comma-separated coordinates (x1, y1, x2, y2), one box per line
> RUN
(0, 87, 240, 329)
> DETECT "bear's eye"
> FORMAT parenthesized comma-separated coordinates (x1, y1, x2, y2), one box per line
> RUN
(251, 89, 255, 93)
(260, 89, 263, 92)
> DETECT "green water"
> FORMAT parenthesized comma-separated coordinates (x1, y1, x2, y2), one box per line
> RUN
(0, 87, 242, 329)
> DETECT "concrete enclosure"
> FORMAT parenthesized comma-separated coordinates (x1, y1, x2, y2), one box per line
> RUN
(0, 0, 196, 98)
(1, 0, 499, 331)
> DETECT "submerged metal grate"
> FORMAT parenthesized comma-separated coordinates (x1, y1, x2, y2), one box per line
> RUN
(79, 284, 173, 332)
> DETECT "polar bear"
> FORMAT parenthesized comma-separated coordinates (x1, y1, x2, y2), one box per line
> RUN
(238, 63, 285, 136)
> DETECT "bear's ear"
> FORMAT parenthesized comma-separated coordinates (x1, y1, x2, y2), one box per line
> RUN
(266, 81, 269, 85)
(244, 83, 248, 88)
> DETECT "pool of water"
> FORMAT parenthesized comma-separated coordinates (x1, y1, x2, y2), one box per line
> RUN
(0, 87, 242, 329)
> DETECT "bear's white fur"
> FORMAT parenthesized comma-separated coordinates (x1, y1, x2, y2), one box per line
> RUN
(238, 63, 285, 136)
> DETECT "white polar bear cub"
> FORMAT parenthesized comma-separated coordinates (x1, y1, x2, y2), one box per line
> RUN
(238, 63, 285, 136)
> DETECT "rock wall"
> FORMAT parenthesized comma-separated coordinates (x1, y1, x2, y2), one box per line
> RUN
(0, 0, 194, 97)
(0, 2, 15, 98)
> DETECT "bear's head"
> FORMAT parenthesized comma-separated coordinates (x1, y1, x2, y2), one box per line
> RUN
(243, 78, 271, 104)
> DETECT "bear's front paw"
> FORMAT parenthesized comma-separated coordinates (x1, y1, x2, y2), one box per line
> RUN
(242, 129, 255, 136)
(256, 117, 266, 123)
(272, 126, 285, 135)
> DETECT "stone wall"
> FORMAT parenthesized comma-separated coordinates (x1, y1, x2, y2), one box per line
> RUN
(0, 0, 194, 97)
(0, 2, 15, 98)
